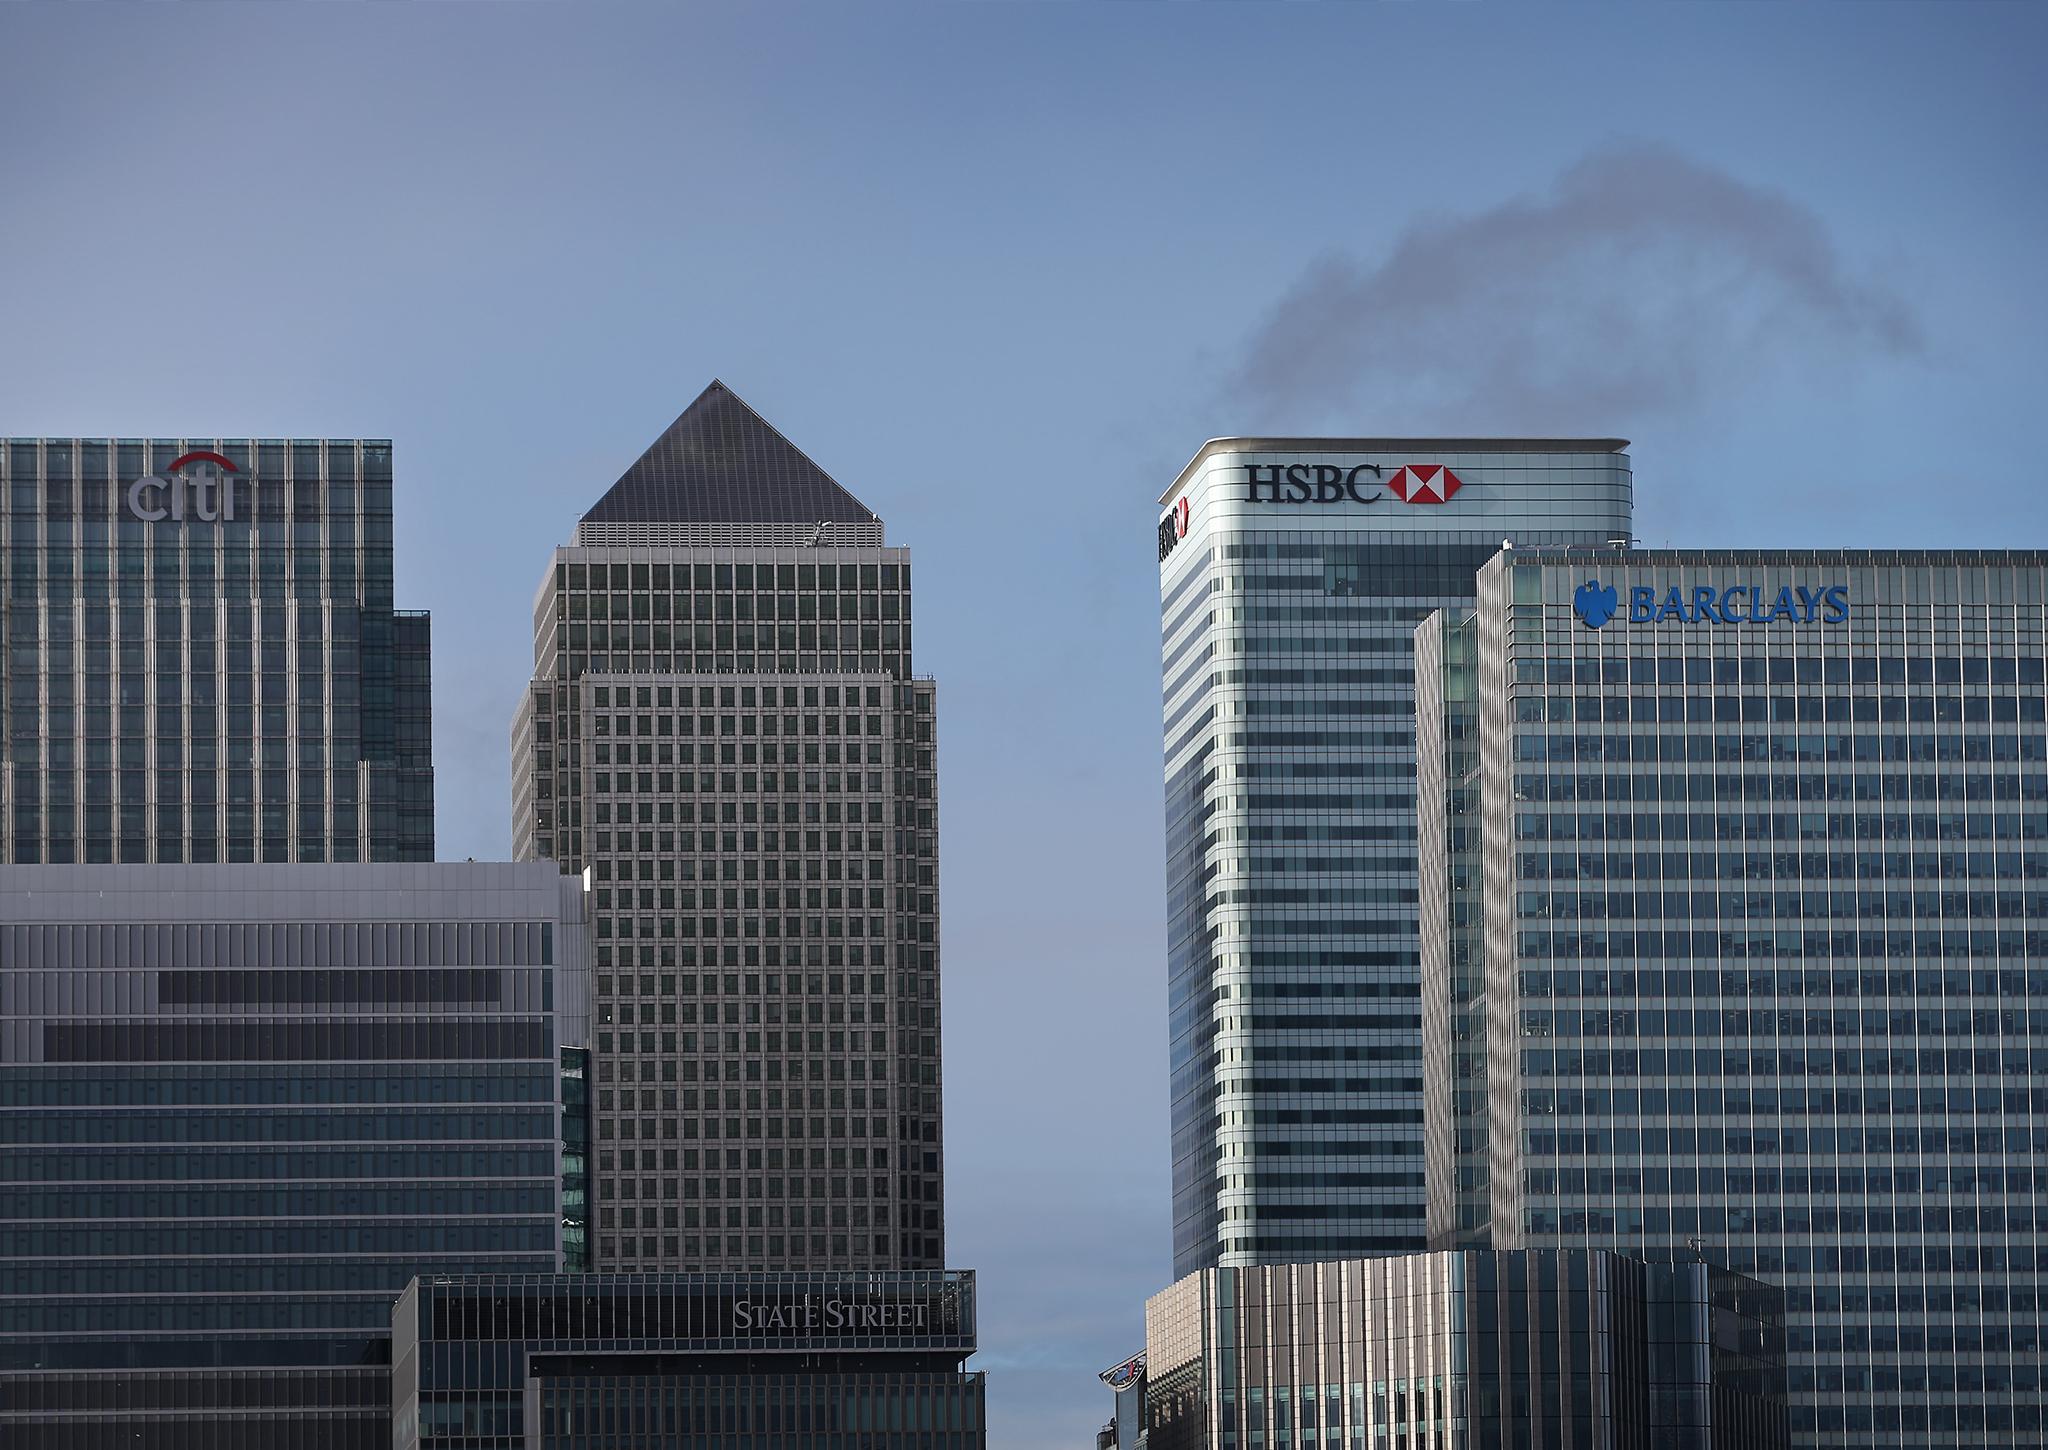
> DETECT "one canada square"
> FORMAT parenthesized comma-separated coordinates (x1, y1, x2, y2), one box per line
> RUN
(1157, 438, 1632, 1275)
(513, 381, 944, 1273)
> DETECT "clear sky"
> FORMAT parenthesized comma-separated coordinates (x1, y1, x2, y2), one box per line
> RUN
(4, 5, 2045, 1445)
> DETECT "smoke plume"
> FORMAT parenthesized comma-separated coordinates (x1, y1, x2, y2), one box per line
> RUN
(1234, 145, 1922, 432)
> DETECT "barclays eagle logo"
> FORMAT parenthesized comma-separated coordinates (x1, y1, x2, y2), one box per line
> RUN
(1573, 579, 1618, 629)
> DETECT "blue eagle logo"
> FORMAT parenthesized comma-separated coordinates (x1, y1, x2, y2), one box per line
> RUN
(1573, 579, 1618, 629)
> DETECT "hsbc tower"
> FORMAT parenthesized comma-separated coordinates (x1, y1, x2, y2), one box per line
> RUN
(1157, 437, 1632, 1276)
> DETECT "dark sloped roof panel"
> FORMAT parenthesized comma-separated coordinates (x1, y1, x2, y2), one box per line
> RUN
(581, 381, 880, 527)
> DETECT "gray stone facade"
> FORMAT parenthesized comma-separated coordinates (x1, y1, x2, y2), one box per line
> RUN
(510, 383, 946, 1275)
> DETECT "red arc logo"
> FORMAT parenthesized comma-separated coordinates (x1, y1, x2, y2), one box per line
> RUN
(1387, 465, 1462, 504)
(165, 451, 238, 474)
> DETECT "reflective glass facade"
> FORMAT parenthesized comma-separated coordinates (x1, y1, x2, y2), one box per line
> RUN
(0, 863, 588, 1449)
(0, 437, 433, 865)
(393, 1270, 983, 1449)
(1416, 610, 1492, 1250)
(1142, 1250, 1787, 1450)
(1419, 549, 2048, 1446)
(1159, 439, 1631, 1276)
(512, 384, 945, 1275)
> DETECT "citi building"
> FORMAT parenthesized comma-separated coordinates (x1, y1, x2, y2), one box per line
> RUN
(0, 438, 433, 865)
(1157, 438, 1632, 1277)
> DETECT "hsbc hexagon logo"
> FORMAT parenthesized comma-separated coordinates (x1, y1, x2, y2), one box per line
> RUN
(1243, 462, 1464, 508)
(1386, 464, 1463, 505)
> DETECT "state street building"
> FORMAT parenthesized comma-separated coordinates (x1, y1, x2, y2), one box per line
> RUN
(1417, 548, 2048, 1446)
(0, 437, 433, 865)
(393, 1270, 983, 1449)
(1157, 438, 1632, 1277)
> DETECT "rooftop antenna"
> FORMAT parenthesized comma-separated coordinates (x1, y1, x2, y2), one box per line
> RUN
(806, 520, 833, 547)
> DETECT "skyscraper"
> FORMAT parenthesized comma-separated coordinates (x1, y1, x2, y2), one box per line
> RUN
(0, 437, 433, 865)
(1157, 438, 1632, 1277)
(512, 381, 944, 1274)
(1417, 547, 2048, 1446)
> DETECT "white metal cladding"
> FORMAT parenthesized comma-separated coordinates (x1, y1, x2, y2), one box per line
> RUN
(1156, 440, 1633, 1280)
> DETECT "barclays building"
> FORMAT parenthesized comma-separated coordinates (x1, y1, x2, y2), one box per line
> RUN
(1418, 548, 2048, 1446)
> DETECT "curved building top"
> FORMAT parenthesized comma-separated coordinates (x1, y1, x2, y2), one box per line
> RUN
(1157, 437, 1633, 582)
(1161, 436, 1629, 506)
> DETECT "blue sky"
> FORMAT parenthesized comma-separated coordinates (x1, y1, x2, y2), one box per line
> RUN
(4, 5, 2045, 1445)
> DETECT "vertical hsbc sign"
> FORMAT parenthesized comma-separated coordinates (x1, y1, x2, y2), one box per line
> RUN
(127, 451, 245, 522)
(1156, 496, 1190, 562)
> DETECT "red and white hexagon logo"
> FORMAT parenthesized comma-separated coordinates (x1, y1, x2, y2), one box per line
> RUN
(1387, 465, 1463, 504)
(1173, 497, 1190, 537)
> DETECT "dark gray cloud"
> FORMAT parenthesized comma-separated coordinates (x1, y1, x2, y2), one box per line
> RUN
(1235, 146, 1924, 433)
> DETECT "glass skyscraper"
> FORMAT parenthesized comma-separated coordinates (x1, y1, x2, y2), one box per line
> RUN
(0, 861, 589, 1450)
(511, 381, 946, 1275)
(1157, 438, 1632, 1277)
(0, 437, 433, 866)
(1417, 548, 2048, 1446)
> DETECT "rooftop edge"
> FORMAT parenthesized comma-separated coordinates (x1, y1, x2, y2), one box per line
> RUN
(1162, 436, 1630, 506)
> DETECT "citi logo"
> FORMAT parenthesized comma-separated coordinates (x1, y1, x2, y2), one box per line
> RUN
(127, 451, 245, 523)
(1244, 463, 1465, 506)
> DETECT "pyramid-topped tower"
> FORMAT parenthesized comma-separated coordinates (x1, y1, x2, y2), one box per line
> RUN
(512, 382, 945, 1279)
(576, 381, 883, 546)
